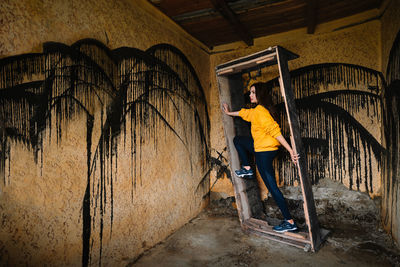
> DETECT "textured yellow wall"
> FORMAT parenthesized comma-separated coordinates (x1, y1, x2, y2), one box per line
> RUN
(209, 13, 382, 199)
(0, 0, 210, 266)
(0, 0, 210, 83)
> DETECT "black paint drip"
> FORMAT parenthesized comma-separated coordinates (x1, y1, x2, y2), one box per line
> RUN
(259, 63, 385, 192)
(0, 39, 210, 266)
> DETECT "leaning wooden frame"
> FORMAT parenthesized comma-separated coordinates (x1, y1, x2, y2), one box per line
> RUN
(215, 46, 328, 252)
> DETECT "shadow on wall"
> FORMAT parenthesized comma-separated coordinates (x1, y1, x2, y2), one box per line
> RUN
(0, 39, 210, 266)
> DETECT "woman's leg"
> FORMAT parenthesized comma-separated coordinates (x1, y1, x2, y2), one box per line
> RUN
(233, 136, 254, 167)
(255, 150, 292, 220)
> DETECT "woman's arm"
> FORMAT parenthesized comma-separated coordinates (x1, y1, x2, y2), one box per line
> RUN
(275, 135, 299, 164)
(222, 103, 240, 117)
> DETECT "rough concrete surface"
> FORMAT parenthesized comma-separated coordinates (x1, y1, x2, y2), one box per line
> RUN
(131, 179, 400, 267)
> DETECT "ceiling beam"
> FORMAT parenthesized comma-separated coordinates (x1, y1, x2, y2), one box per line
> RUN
(210, 0, 254, 46)
(306, 0, 317, 34)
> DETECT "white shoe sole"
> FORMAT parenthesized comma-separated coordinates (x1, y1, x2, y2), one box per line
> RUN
(236, 174, 253, 178)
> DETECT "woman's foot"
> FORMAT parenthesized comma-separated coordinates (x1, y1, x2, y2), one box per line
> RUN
(234, 167, 254, 178)
(272, 220, 298, 233)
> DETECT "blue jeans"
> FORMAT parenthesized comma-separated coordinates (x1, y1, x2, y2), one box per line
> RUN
(233, 136, 292, 220)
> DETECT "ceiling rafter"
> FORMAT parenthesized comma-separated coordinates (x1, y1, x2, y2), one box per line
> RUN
(209, 0, 254, 46)
(306, 0, 318, 34)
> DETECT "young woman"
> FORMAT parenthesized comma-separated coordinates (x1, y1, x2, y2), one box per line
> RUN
(222, 82, 299, 233)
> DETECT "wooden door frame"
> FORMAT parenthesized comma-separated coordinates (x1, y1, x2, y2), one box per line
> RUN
(215, 46, 327, 251)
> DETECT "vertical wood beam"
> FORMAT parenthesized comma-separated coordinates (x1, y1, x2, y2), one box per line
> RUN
(276, 46, 322, 251)
(217, 74, 251, 222)
(210, 0, 254, 46)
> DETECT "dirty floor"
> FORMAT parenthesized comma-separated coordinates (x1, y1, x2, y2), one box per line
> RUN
(131, 201, 400, 267)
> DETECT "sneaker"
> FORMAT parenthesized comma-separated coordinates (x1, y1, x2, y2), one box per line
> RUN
(235, 167, 254, 178)
(272, 220, 298, 233)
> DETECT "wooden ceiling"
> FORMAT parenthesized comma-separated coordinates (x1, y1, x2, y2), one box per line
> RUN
(148, 0, 383, 48)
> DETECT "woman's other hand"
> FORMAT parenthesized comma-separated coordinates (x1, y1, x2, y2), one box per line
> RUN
(290, 150, 300, 165)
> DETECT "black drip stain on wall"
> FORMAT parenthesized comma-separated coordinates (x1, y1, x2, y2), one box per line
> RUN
(0, 39, 210, 266)
(256, 63, 386, 191)
(382, 29, 400, 234)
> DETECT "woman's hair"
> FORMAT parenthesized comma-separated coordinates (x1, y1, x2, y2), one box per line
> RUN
(252, 82, 279, 122)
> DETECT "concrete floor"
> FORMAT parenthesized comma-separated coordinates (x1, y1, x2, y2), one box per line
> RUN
(131, 203, 400, 267)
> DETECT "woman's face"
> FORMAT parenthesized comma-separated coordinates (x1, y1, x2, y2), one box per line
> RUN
(249, 86, 258, 103)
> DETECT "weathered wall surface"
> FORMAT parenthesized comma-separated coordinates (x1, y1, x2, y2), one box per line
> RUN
(380, 0, 400, 243)
(209, 13, 384, 200)
(0, 0, 210, 266)
(0, 0, 210, 83)
(381, 0, 400, 74)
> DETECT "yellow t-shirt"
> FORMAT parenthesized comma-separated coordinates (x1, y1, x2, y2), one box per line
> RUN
(238, 105, 282, 152)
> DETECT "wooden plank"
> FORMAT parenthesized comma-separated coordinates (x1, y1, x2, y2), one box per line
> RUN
(245, 218, 310, 243)
(276, 46, 322, 251)
(244, 219, 329, 251)
(216, 46, 276, 72)
(210, 0, 253, 46)
(243, 227, 309, 250)
(216, 74, 250, 222)
(215, 46, 298, 75)
(248, 218, 309, 240)
(150, 0, 214, 17)
(228, 74, 264, 219)
(217, 54, 276, 75)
